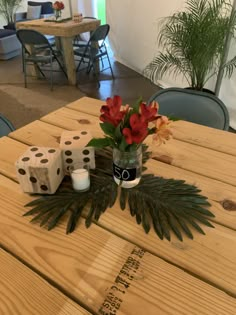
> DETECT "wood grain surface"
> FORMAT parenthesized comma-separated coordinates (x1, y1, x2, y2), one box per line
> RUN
(16, 20, 100, 85)
(1, 136, 236, 229)
(67, 97, 236, 156)
(0, 249, 91, 315)
(0, 137, 28, 181)
(0, 175, 236, 315)
(41, 105, 236, 186)
(16, 18, 100, 37)
(1, 96, 236, 315)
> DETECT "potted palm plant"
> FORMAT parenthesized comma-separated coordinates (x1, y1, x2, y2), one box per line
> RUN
(0, 0, 22, 29)
(144, 0, 236, 93)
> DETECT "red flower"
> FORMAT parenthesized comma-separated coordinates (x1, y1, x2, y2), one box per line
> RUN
(123, 114, 148, 144)
(140, 101, 159, 122)
(100, 95, 128, 127)
(53, 1, 64, 10)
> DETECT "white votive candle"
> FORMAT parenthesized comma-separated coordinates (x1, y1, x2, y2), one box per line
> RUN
(71, 168, 90, 191)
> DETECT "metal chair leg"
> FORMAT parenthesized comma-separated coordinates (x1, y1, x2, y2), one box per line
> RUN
(50, 54, 53, 91)
(91, 60, 100, 88)
(23, 52, 27, 88)
(107, 55, 114, 79)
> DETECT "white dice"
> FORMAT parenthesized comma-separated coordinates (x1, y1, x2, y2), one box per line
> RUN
(60, 130, 95, 172)
(15, 146, 64, 194)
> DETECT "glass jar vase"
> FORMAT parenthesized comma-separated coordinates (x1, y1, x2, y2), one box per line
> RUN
(54, 10, 62, 20)
(113, 146, 142, 188)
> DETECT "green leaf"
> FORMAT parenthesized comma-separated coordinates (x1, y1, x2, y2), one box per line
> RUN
(85, 203, 96, 229)
(118, 137, 129, 151)
(66, 205, 84, 234)
(23, 148, 214, 241)
(120, 188, 127, 210)
(48, 201, 73, 231)
(86, 137, 113, 149)
(143, 0, 236, 89)
(114, 122, 123, 144)
(100, 122, 116, 137)
(131, 96, 142, 113)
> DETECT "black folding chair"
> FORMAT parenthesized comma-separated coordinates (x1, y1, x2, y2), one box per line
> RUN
(16, 29, 67, 90)
(73, 17, 96, 48)
(74, 24, 114, 88)
(0, 114, 15, 138)
(147, 88, 229, 130)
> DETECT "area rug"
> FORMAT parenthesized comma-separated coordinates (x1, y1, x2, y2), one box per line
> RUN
(0, 85, 85, 129)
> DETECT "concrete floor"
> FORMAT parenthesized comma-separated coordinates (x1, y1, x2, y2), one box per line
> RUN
(0, 54, 159, 129)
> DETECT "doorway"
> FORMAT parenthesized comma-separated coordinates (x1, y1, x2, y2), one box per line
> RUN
(96, 0, 106, 24)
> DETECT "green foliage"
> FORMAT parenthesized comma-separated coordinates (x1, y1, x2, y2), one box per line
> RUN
(0, 0, 22, 23)
(144, 0, 236, 91)
(87, 137, 115, 148)
(23, 147, 214, 241)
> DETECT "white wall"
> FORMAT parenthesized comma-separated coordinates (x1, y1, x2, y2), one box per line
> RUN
(0, 0, 77, 28)
(106, 0, 236, 129)
(106, 0, 186, 87)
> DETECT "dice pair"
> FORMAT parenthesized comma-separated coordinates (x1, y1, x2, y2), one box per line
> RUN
(15, 130, 95, 194)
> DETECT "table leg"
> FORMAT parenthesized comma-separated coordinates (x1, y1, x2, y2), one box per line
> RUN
(90, 30, 100, 73)
(60, 37, 76, 85)
(26, 44, 43, 79)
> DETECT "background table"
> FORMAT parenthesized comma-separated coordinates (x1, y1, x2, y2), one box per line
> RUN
(0, 97, 236, 314)
(16, 18, 101, 85)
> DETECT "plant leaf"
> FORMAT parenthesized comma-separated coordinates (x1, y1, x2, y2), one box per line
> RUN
(87, 137, 114, 149)
(100, 122, 116, 137)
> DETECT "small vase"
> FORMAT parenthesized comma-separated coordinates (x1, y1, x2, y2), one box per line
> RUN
(113, 146, 142, 188)
(54, 10, 62, 20)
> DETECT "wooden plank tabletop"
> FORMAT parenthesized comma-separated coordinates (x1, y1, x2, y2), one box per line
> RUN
(0, 175, 235, 315)
(1, 96, 236, 314)
(66, 97, 236, 156)
(16, 18, 100, 37)
(16, 19, 101, 85)
(0, 249, 90, 315)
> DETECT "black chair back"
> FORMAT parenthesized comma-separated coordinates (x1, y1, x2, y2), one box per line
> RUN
(74, 24, 114, 88)
(147, 88, 229, 130)
(0, 114, 15, 137)
(16, 29, 67, 90)
(16, 29, 50, 50)
(89, 24, 110, 43)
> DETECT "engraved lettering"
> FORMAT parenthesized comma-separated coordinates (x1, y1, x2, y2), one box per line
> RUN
(115, 276, 130, 289)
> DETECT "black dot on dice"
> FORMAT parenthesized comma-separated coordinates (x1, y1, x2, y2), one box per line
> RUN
(83, 157, 90, 163)
(57, 168, 60, 175)
(83, 149, 90, 155)
(73, 136, 80, 140)
(65, 150, 72, 156)
(81, 131, 87, 135)
(35, 153, 43, 157)
(40, 185, 48, 191)
(48, 149, 56, 153)
(29, 177, 37, 183)
(30, 147, 38, 152)
(22, 157, 30, 162)
(65, 141, 72, 145)
(40, 159, 48, 164)
(66, 158, 73, 164)
(18, 169, 26, 175)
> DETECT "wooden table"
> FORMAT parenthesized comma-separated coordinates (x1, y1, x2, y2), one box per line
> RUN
(0, 96, 236, 314)
(16, 18, 101, 85)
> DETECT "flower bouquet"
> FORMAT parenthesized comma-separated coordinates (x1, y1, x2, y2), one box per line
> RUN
(52, 1, 64, 20)
(88, 95, 172, 188)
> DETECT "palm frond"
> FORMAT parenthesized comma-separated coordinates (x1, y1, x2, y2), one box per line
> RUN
(144, 0, 236, 90)
(222, 53, 236, 77)
(0, 0, 22, 23)
(23, 149, 214, 241)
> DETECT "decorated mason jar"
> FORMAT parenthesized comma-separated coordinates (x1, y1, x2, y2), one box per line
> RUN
(113, 146, 142, 188)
